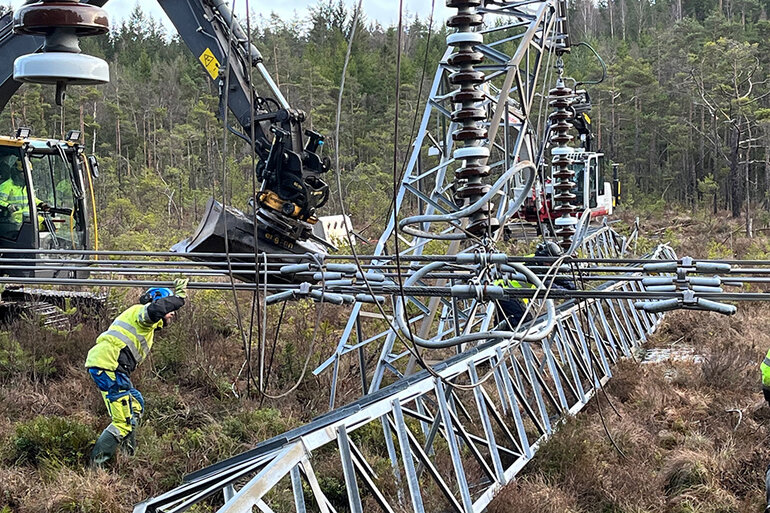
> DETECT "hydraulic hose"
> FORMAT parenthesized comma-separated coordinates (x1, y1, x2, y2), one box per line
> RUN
(394, 261, 555, 349)
(398, 160, 537, 240)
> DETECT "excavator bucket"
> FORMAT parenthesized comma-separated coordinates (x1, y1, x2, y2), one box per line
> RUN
(171, 198, 327, 283)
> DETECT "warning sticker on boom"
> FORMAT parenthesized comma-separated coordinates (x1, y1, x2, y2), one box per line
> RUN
(199, 48, 220, 80)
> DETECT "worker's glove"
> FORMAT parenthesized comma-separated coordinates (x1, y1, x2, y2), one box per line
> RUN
(37, 202, 50, 212)
(173, 278, 189, 298)
(6, 204, 18, 213)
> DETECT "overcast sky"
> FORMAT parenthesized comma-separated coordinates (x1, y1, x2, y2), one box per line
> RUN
(9, 1, 453, 31)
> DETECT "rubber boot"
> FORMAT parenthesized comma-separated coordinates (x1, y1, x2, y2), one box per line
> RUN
(90, 428, 120, 467)
(120, 429, 136, 456)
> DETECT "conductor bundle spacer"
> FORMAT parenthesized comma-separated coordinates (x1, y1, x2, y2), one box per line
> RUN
(13, 0, 110, 105)
(446, 0, 498, 237)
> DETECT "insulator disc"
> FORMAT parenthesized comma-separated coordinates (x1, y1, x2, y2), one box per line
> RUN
(455, 165, 491, 178)
(14, 52, 109, 85)
(468, 217, 500, 235)
(455, 183, 491, 198)
(447, 13, 484, 28)
(451, 89, 486, 103)
(453, 127, 488, 141)
(446, 0, 482, 7)
(447, 51, 485, 67)
(14, 2, 109, 37)
(451, 107, 486, 122)
(449, 70, 486, 85)
(550, 134, 573, 145)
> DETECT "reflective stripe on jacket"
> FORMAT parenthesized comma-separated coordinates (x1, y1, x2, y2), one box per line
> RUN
(761, 348, 770, 387)
(85, 304, 163, 375)
(0, 179, 28, 223)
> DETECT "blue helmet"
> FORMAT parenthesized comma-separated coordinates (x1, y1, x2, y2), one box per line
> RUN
(139, 287, 173, 305)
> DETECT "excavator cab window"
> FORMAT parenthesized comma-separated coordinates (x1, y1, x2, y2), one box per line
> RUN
(588, 156, 598, 209)
(27, 142, 87, 251)
(571, 161, 586, 208)
(0, 146, 30, 242)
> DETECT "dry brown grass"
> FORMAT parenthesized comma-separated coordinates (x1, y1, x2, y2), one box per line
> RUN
(489, 475, 581, 513)
(490, 212, 770, 513)
(0, 289, 346, 512)
(3, 211, 770, 512)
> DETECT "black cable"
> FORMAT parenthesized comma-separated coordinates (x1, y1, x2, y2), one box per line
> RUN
(573, 41, 606, 86)
(389, 0, 434, 379)
(219, 0, 255, 398)
(570, 257, 627, 459)
(260, 298, 287, 406)
(244, 0, 264, 398)
(394, 0, 437, 208)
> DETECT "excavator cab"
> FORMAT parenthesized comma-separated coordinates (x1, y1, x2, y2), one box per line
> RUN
(0, 131, 94, 277)
(566, 150, 613, 218)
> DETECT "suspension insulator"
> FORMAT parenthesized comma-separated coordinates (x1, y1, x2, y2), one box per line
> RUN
(446, 0, 498, 237)
(548, 76, 577, 249)
(13, 0, 110, 105)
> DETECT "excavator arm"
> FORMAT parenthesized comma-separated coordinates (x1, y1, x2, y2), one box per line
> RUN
(156, 0, 330, 222)
(0, 9, 42, 112)
(2, 0, 332, 276)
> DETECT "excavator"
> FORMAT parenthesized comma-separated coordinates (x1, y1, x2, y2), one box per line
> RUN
(1, 0, 334, 289)
(515, 87, 617, 235)
(0, 0, 332, 320)
(0, 7, 105, 324)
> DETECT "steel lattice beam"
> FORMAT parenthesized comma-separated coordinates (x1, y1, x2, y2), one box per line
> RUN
(134, 234, 676, 513)
(318, 0, 571, 407)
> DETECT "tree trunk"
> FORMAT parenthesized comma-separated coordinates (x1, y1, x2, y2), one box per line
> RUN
(730, 123, 742, 218)
(762, 142, 770, 209)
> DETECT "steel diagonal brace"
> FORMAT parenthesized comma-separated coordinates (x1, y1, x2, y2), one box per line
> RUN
(484, 1, 552, 153)
(216, 442, 308, 513)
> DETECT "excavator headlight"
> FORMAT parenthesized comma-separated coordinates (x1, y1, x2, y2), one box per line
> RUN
(15, 127, 31, 139)
(66, 130, 81, 142)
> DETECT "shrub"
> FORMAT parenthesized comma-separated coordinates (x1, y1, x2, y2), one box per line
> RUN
(24, 468, 132, 512)
(221, 408, 290, 444)
(9, 415, 96, 467)
(701, 339, 754, 392)
(663, 450, 711, 496)
(0, 332, 57, 382)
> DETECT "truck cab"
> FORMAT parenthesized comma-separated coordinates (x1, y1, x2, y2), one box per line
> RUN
(569, 149, 613, 217)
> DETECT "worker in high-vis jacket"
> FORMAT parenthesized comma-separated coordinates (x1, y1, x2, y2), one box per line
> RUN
(494, 273, 536, 329)
(0, 155, 31, 224)
(495, 241, 576, 329)
(760, 350, 770, 513)
(0, 155, 49, 230)
(86, 278, 188, 466)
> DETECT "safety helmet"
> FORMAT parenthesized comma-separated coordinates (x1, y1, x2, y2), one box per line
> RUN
(139, 287, 173, 305)
(535, 240, 562, 257)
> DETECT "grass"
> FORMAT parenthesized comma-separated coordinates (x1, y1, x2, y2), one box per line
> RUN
(2, 209, 770, 512)
(0, 286, 343, 512)
(489, 209, 770, 513)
